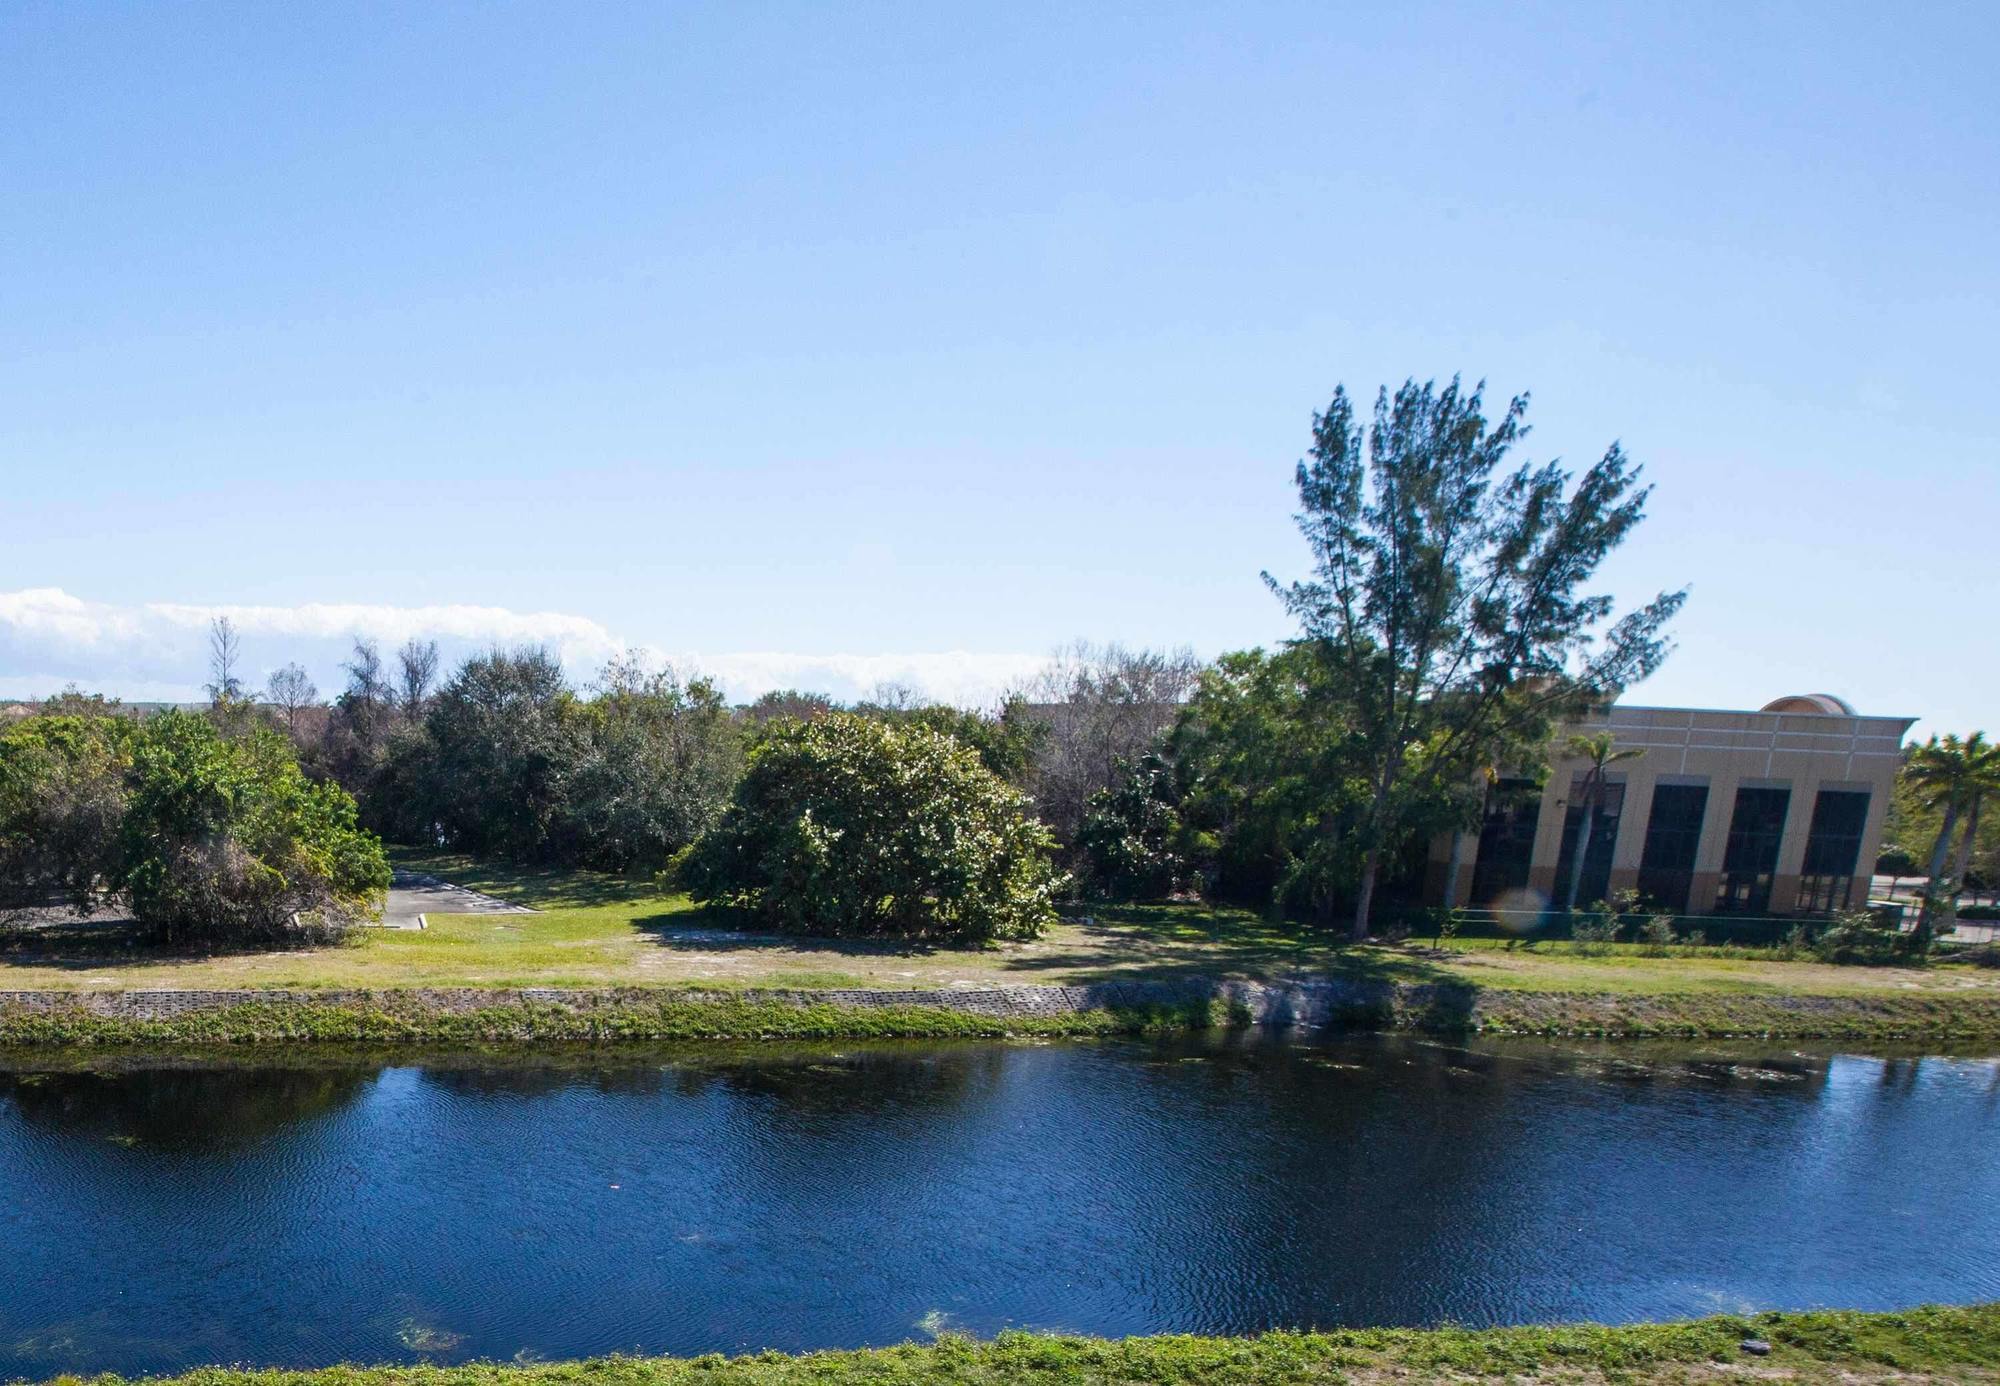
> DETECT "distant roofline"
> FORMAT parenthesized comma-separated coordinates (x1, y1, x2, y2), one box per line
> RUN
(1597, 702, 1917, 731)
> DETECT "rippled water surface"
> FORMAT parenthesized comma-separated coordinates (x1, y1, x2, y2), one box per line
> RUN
(3, 1035, 1998, 1377)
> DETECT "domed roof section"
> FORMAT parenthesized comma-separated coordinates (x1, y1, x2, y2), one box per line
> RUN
(1760, 693, 1858, 716)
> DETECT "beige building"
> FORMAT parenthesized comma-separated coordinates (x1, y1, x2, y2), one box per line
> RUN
(1425, 693, 1914, 919)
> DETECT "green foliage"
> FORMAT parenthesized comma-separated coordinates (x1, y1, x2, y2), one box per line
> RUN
(1812, 909, 1909, 966)
(566, 656, 743, 871)
(1558, 734, 1645, 911)
(0, 993, 1223, 1047)
(1774, 922, 1812, 960)
(0, 713, 136, 915)
(1265, 377, 1684, 935)
(1636, 915, 1676, 956)
(892, 700, 1046, 784)
(1897, 732, 2000, 947)
(845, 693, 1048, 785)
(1428, 906, 1466, 946)
(1168, 645, 1368, 919)
(27, 1305, 2000, 1385)
(375, 649, 744, 873)
(687, 713, 1064, 942)
(9, 977, 2000, 1047)
(2, 707, 389, 946)
(1568, 905, 1620, 956)
(114, 710, 390, 944)
(1876, 843, 1922, 879)
(1075, 753, 1197, 901)
(416, 648, 588, 860)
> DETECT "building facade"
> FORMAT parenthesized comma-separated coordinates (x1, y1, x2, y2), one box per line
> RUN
(1425, 694, 1914, 918)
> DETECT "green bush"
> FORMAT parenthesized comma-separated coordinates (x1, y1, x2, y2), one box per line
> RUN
(1812, 908, 1907, 966)
(0, 713, 136, 917)
(1637, 915, 1675, 956)
(1076, 753, 1197, 901)
(687, 712, 1065, 942)
(1570, 913, 1618, 955)
(1570, 891, 1639, 955)
(115, 710, 390, 944)
(1773, 922, 1812, 960)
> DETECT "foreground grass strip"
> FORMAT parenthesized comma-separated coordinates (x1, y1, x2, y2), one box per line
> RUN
(31, 1305, 2000, 1385)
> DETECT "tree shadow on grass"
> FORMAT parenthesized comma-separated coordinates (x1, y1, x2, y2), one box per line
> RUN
(994, 903, 1472, 987)
(625, 897, 1482, 993)
(387, 848, 659, 911)
(0, 913, 334, 976)
(626, 901, 964, 964)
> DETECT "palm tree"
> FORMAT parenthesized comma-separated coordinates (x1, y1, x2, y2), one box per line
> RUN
(1944, 740, 2000, 931)
(1947, 793, 1988, 924)
(1905, 732, 2000, 948)
(1561, 732, 1645, 913)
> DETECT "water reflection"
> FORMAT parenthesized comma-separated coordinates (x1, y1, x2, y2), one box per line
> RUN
(0, 1066, 371, 1150)
(1, 1036, 1995, 1379)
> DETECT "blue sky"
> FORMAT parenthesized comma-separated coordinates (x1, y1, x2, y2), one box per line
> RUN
(2, 2, 1993, 733)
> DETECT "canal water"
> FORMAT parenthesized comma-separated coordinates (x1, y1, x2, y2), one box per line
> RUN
(2, 1034, 1996, 1377)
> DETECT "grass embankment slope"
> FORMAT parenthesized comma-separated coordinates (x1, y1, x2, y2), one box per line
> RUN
(40, 1306, 2000, 1386)
(4, 851, 1999, 1043)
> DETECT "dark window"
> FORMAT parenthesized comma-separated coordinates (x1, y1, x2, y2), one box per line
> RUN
(1636, 782, 1708, 914)
(1469, 778, 1541, 910)
(1553, 774, 1625, 909)
(1714, 786, 1791, 914)
(1797, 789, 1870, 914)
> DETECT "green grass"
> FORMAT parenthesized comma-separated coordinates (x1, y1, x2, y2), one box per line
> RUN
(27, 1305, 2000, 1385)
(4, 850, 1999, 1045)
(0, 995, 1241, 1047)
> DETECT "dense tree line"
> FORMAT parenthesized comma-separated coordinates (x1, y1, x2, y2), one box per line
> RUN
(275, 642, 1164, 885)
(3, 374, 1707, 946)
(305, 646, 743, 873)
(0, 708, 389, 944)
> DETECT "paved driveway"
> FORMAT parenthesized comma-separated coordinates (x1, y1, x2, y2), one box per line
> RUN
(378, 871, 537, 930)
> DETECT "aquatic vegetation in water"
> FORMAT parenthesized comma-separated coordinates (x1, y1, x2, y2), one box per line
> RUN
(398, 1319, 465, 1353)
(914, 1310, 961, 1340)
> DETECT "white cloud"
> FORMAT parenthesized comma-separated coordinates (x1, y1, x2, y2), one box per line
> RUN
(691, 650, 1046, 709)
(0, 588, 1044, 709)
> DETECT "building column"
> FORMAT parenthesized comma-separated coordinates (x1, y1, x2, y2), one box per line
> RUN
(1525, 764, 1575, 906)
(1769, 781, 1818, 915)
(1853, 786, 1895, 911)
(1606, 767, 1655, 899)
(1687, 778, 1739, 917)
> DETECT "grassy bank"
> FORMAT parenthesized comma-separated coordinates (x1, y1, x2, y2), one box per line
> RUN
(34, 1305, 2000, 1386)
(4, 984, 1999, 1047)
(5, 852, 2000, 1046)
(0, 994, 1238, 1047)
